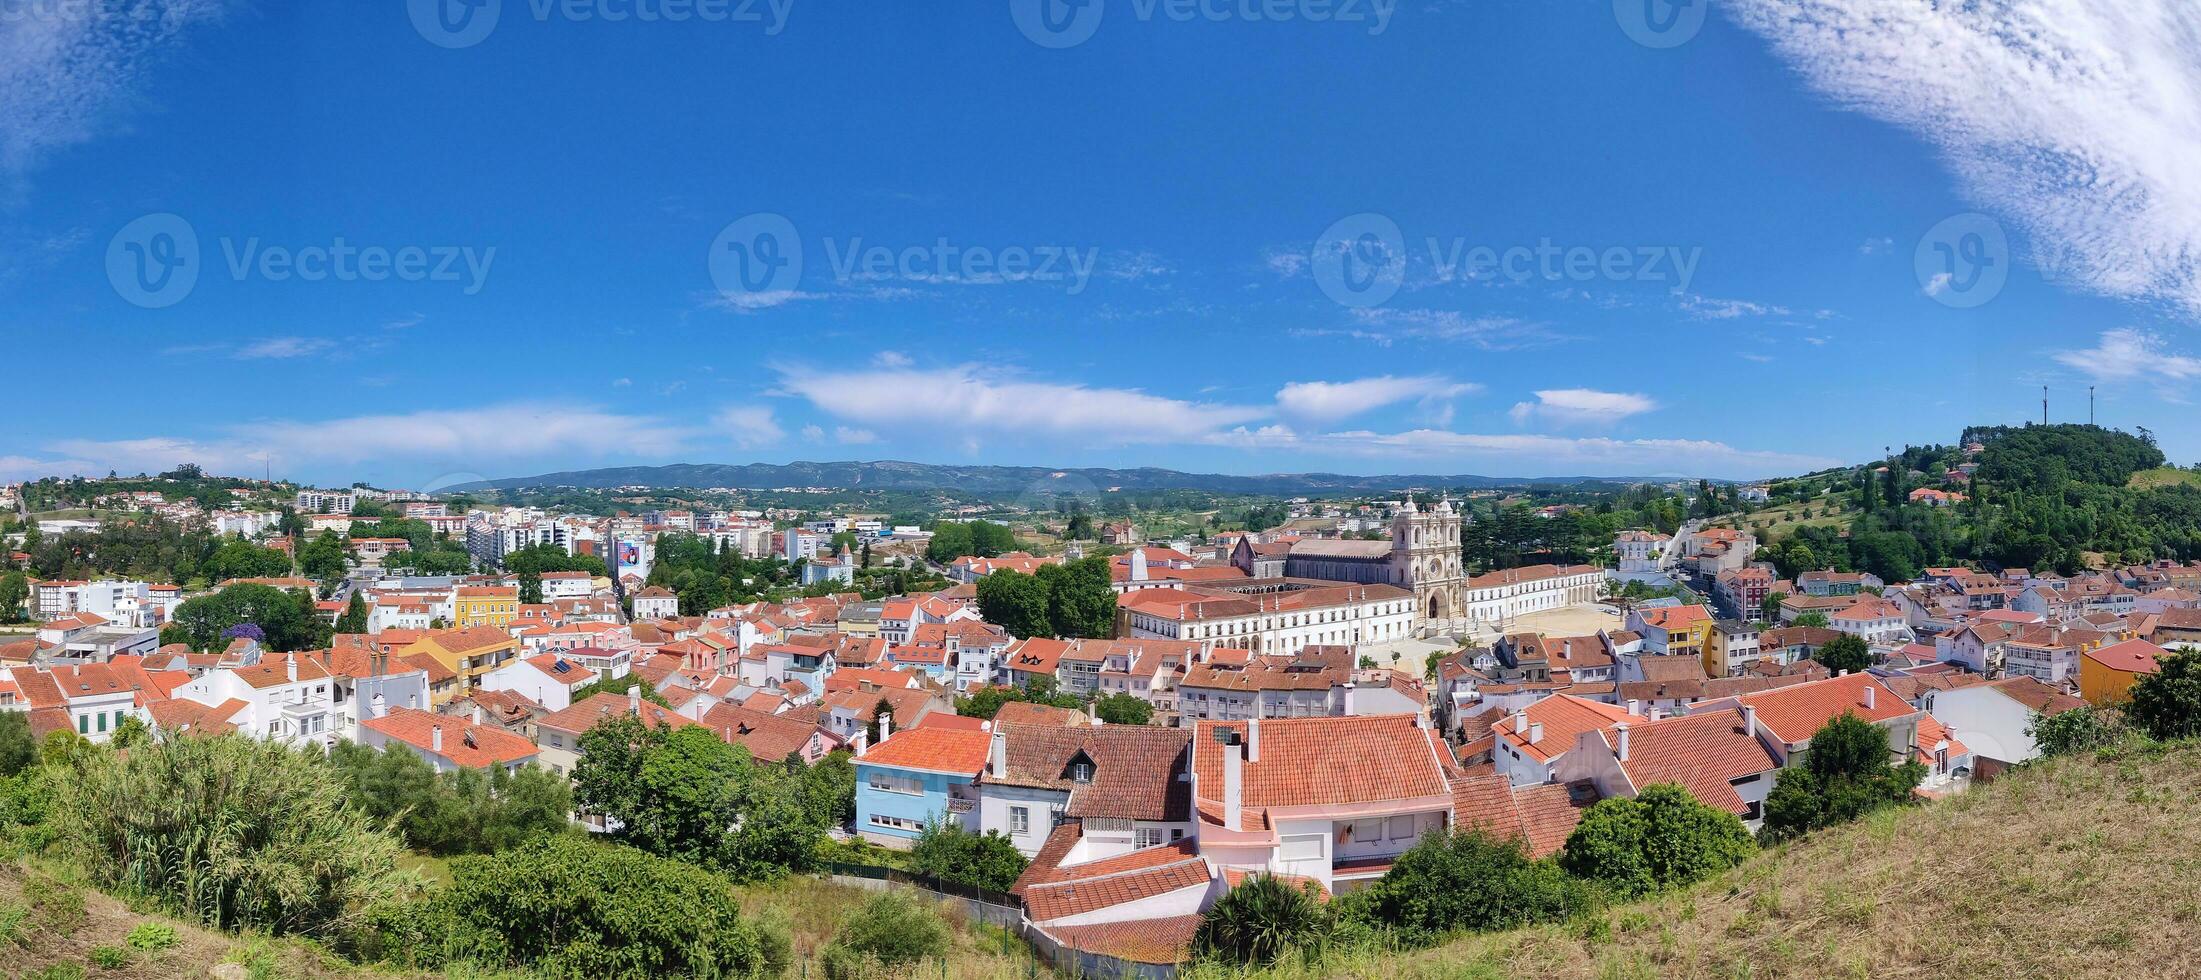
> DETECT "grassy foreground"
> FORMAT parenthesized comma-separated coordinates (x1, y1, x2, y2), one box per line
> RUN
(1202, 740, 2201, 979)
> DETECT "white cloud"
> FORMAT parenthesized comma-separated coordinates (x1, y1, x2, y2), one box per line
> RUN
(1335, 308, 1559, 349)
(872, 351, 913, 368)
(775, 365, 1268, 444)
(1678, 293, 1792, 320)
(834, 426, 878, 445)
(0, 0, 228, 188)
(40, 403, 702, 477)
(0, 454, 98, 481)
(234, 336, 334, 359)
(712, 407, 785, 449)
(1274, 376, 1478, 422)
(2052, 328, 2201, 384)
(1507, 389, 1658, 426)
(1858, 237, 1894, 255)
(1727, 0, 2201, 314)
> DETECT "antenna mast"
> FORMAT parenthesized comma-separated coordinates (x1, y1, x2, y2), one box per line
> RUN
(2042, 386, 2049, 426)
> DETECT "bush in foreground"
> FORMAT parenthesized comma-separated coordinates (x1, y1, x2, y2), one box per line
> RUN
(51, 733, 409, 936)
(1194, 873, 1331, 967)
(1559, 783, 1755, 899)
(820, 891, 951, 979)
(1340, 829, 1592, 948)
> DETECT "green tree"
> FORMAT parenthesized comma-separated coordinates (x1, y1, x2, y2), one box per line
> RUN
(2126, 649, 2201, 741)
(299, 529, 349, 582)
(333, 591, 369, 634)
(1759, 712, 1924, 843)
(0, 571, 28, 623)
(569, 714, 821, 879)
(1040, 556, 1117, 639)
(976, 569, 1053, 639)
(434, 836, 769, 980)
(1791, 611, 1831, 629)
(167, 583, 322, 651)
(1558, 784, 1754, 899)
(0, 712, 34, 778)
(1758, 590, 1786, 623)
(1194, 873, 1333, 966)
(909, 821, 1028, 893)
(1092, 692, 1153, 726)
(1816, 633, 1872, 674)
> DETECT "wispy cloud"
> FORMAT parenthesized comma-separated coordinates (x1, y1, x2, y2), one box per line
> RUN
(235, 336, 335, 359)
(1727, 0, 2201, 314)
(2052, 328, 2201, 388)
(0, 0, 228, 191)
(775, 364, 1269, 444)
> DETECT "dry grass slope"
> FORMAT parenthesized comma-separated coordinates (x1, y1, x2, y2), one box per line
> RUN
(1225, 742, 2201, 980)
(2128, 467, 2201, 490)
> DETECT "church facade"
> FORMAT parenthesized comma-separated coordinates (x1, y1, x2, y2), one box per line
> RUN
(1230, 498, 1468, 633)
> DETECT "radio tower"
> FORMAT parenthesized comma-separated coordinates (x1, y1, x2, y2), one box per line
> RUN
(2090, 386, 2096, 425)
(2042, 386, 2049, 426)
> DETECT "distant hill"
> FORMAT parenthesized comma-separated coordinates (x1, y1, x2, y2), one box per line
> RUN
(450, 461, 1666, 496)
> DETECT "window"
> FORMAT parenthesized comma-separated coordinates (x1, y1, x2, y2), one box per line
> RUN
(865, 772, 924, 796)
(1351, 818, 1381, 842)
(1135, 827, 1164, 849)
(868, 813, 924, 832)
(1069, 762, 1094, 783)
(1389, 815, 1415, 840)
(1279, 834, 1323, 862)
(78, 714, 88, 734)
(1010, 806, 1031, 836)
(96, 712, 107, 733)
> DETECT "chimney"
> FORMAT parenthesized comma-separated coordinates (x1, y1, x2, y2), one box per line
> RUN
(1649, 706, 1665, 722)
(1742, 704, 1757, 735)
(287, 656, 297, 684)
(1863, 683, 1876, 710)
(628, 687, 641, 716)
(989, 729, 1007, 779)
(878, 711, 892, 743)
(1341, 681, 1356, 716)
(471, 703, 484, 726)
(1614, 721, 1631, 762)
(1528, 721, 1544, 745)
(1130, 548, 1149, 582)
(852, 728, 869, 758)
(1626, 698, 1641, 716)
(430, 725, 443, 753)
(1222, 733, 1245, 832)
(1246, 718, 1260, 762)
(1511, 707, 1528, 732)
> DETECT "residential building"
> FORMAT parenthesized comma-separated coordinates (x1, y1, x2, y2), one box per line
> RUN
(2077, 637, 2164, 707)
(854, 720, 993, 847)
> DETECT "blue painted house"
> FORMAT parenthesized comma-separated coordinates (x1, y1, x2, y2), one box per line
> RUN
(853, 723, 992, 846)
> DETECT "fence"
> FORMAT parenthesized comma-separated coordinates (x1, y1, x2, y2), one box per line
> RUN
(821, 863, 1178, 979)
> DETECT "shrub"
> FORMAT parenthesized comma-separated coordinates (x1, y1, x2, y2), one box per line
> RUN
(1760, 713, 1925, 843)
(23, 965, 83, 980)
(0, 900, 28, 946)
(88, 945, 130, 968)
(2029, 705, 2129, 757)
(825, 892, 951, 973)
(439, 836, 767, 980)
(125, 921, 180, 951)
(50, 733, 410, 935)
(1560, 784, 1756, 899)
(909, 821, 1027, 893)
(2128, 649, 2201, 741)
(1345, 830, 1593, 948)
(1193, 873, 1331, 966)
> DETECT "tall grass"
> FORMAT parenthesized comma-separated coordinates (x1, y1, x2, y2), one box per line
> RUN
(49, 733, 415, 937)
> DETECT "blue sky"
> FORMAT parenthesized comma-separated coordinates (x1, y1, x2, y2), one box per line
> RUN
(5, 0, 2198, 488)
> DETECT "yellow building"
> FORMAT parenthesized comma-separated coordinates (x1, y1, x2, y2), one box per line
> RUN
(399, 625, 521, 693)
(1635, 604, 1714, 663)
(453, 586, 520, 629)
(2078, 637, 2164, 706)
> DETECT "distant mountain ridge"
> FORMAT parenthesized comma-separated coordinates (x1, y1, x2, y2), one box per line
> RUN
(450, 461, 1670, 496)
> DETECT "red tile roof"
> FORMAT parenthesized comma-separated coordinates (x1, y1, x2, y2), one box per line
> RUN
(2082, 638, 2165, 675)
(364, 707, 536, 768)
(1192, 714, 1452, 814)
(859, 725, 991, 776)
(1612, 707, 1779, 814)
(1733, 673, 1912, 744)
